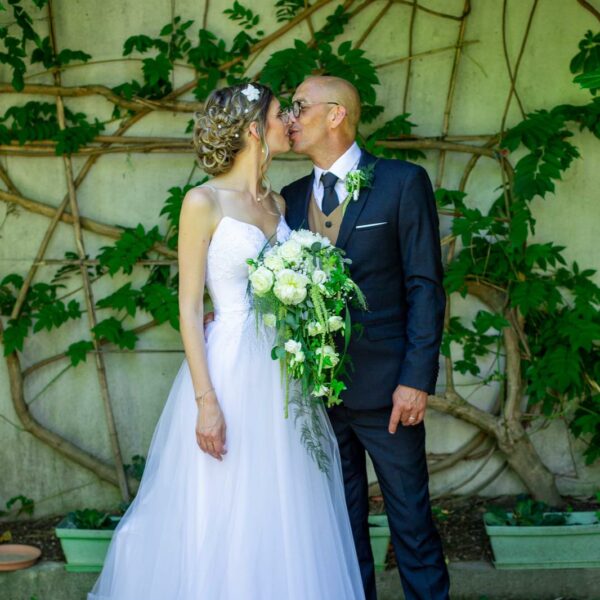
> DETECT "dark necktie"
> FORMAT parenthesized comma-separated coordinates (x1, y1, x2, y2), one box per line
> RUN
(320, 172, 339, 216)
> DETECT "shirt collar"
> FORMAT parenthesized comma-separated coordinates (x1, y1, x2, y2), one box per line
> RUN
(313, 142, 362, 185)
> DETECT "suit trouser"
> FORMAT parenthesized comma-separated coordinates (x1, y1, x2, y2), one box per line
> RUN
(328, 405, 450, 600)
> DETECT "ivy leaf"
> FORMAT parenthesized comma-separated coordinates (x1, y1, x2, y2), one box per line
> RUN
(260, 40, 318, 92)
(142, 53, 172, 87)
(364, 114, 425, 160)
(92, 317, 137, 350)
(274, 0, 305, 22)
(97, 225, 161, 276)
(141, 283, 179, 330)
(435, 188, 467, 210)
(2, 315, 31, 354)
(96, 283, 141, 317)
(66, 340, 94, 367)
(123, 34, 155, 56)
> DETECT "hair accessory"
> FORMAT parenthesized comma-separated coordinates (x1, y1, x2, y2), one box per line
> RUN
(241, 84, 260, 102)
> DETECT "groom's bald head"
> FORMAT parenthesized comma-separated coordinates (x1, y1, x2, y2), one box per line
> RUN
(298, 76, 361, 131)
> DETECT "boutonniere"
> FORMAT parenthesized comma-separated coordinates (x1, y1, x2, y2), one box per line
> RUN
(344, 162, 376, 203)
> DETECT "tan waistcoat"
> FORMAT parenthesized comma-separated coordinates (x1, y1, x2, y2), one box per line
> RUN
(307, 192, 345, 245)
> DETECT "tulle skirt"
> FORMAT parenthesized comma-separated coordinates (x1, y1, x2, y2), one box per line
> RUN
(88, 312, 365, 599)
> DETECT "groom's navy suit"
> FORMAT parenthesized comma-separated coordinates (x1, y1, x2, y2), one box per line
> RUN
(281, 151, 450, 600)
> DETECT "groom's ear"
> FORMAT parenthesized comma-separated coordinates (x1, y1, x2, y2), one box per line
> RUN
(329, 106, 348, 130)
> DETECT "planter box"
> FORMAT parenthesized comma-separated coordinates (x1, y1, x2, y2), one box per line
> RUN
(55, 516, 120, 572)
(368, 514, 391, 573)
(484, 511, 600, 569)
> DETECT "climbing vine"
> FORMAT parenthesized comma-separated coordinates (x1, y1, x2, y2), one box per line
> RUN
(0, 0, 599, 506)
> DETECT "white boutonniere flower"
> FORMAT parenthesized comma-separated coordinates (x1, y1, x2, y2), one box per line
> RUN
(344, 162, 376, 202)
(241, 83, 260, 102)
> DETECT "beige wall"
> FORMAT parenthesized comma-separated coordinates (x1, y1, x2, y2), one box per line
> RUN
(1, 0, 598, 518)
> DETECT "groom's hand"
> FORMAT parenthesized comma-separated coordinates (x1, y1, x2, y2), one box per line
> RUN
(388, 384, 428, 433)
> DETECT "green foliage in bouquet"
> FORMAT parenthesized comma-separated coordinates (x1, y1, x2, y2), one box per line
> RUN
(247, 230, 367, 414)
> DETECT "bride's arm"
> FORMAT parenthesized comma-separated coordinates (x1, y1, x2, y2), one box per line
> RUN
(178, 187, 227, 461)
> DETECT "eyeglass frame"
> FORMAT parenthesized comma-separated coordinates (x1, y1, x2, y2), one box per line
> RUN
(278, 100, 340, 122)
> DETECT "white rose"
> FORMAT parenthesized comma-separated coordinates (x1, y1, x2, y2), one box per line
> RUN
(312, 269, 328, 285)
(293, 350, 305, 364)
(279, 239, 303, 263)
(264, 253, 285, 272)
(284, 339, 302, 354)
(316, 345, 339, 368)
(327, 316, 344, 332)
(313, 385, 329, 397)
(249, 266, 274, 295)
(263, 313, 277, 328)
(291, 229, 320, 248)
(273, 269, 309, 305)
(307, 321, 324, 336)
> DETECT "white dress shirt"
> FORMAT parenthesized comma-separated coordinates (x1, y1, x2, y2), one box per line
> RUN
(312, 142, 362, 212)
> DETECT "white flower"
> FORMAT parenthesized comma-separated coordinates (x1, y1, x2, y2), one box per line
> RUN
(263, 313, 277, 328)
(307, 321, 324, 336)
(273, 269, 309, 305)
(241, 83, 260, 102)
(249, 266, 274, 295)
(292, 350, 305, 364)
(312, 269, 328, 285)
(264, 253, 285, 272)
(313, 385, 329, 397)
(284, 339, 302, 354)
(278, 239, 303, 263)
(316, 345, 339, 368)
(291, 229, 320, 248)
(327, 316, 344, 332)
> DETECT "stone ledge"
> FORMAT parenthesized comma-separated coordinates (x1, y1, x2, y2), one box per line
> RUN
(1, 560, 599, 599)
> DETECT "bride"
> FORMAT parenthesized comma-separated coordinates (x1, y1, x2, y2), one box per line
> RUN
(88, 82, 365, 600)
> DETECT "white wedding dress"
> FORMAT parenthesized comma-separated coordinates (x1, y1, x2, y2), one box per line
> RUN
(88, 197, 365, 599)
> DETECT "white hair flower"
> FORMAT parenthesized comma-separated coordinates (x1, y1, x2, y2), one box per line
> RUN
(241, 84, 260, 102)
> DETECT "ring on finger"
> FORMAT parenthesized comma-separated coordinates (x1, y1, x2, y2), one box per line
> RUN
(408, 415, 416, 422)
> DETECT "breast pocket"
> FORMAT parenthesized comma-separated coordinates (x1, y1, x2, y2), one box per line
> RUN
(354, 221, 389, 231)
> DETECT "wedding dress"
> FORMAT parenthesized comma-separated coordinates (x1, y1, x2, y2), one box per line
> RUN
(88, 191, 365, 599)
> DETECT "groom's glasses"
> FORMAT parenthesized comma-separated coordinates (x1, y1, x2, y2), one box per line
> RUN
(283, 100, 340, 121)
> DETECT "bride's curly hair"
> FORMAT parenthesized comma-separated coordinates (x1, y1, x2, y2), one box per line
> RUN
(193, 83, 274, 182)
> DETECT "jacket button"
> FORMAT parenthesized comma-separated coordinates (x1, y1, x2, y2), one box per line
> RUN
(325, 221, 332, 228)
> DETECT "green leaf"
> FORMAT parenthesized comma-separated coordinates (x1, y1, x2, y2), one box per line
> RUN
(66, 340, 94, 367)
(2, 315, 31, 355)
(97, 225, 161, 276)
(96, 283, 141, 317)
(141, 283, 179, 330)
(92, 317, 138, 350)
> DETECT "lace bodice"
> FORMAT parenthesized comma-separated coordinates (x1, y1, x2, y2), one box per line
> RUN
(206, 214, 291, 320)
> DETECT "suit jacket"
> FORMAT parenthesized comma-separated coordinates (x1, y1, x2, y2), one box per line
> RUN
(281, 150, 446, 410)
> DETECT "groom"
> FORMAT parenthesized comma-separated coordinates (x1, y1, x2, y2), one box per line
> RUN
(280, 76, 450, 600)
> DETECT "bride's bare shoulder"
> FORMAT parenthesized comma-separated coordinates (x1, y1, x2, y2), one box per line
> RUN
(181, 185, 219, 223)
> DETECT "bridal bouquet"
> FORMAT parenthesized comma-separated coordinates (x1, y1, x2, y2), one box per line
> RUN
(247, 229, 366, 417)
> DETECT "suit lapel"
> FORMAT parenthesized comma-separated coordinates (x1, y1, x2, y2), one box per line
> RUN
(297, 172, 314, 230)
(335, 151, 377, 249)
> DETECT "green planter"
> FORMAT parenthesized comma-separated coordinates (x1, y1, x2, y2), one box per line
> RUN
(55, 516, 120, 572)
(368, 514, 391, 572)
(484, 511, 600, 569)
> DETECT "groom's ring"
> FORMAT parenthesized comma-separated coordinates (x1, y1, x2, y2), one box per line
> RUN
(408, 416, 416, 422)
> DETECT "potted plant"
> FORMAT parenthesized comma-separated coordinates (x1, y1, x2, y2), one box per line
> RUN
(368, 514, 391, 572)
(54, 508, 120, 572)
(484, 495, 600, 569)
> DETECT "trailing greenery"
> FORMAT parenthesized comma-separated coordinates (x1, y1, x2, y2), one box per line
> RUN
(485, 495, 568, 527)
(0, 1, 598, 489)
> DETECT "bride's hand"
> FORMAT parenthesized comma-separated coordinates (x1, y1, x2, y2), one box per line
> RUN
(196, 394, 227, 461)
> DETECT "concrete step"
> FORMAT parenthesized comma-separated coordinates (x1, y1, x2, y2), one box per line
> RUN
(1, 560, 598, 599)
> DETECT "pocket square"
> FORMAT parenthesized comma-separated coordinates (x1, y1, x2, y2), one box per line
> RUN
(355, 221, 388, 230)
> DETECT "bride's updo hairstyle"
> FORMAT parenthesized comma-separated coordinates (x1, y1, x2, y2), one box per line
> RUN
(193, 83, 274, 177)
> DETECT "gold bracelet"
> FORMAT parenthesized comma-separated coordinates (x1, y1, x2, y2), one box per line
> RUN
(195, 387, 215, 407)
